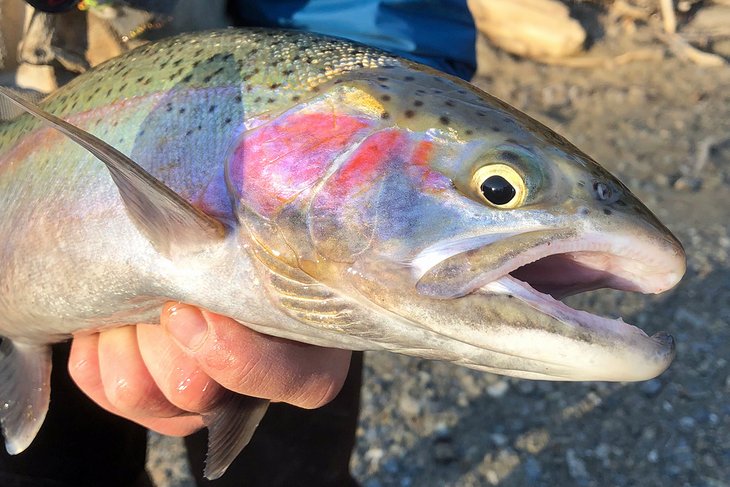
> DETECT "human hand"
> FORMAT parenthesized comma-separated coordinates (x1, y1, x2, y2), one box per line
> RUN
(68, 303, 352, 436)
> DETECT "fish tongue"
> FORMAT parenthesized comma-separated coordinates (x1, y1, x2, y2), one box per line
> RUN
(416, 229, 573, 298)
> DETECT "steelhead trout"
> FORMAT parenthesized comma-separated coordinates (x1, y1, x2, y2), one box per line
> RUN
(0, 29, 685, 478)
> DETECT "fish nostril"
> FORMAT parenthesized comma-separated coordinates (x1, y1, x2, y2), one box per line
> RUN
(593, 181, 612, 201)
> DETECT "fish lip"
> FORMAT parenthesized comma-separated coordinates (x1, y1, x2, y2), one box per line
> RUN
(415, 229, 686, 299)
(475, 274, 677, 381)
(411, 230, 684, 381)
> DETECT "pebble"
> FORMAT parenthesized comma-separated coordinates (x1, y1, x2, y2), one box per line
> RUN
(486, 380, 509, 398)
(433, 440, 457, 464)
(523, 456, 542, 481)
(647, 449, 659, 463)
(566, 448, 589, 483)
(398, 394, 422, 416)
(679, 416, 696, 432)
(640, 378, 663, 397)
(490, 433, 509, 447)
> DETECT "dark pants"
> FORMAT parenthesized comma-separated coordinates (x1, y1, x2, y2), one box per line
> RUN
(0, 343, 362, 487)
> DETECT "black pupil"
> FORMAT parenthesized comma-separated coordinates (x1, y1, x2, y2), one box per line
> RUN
(480, 175, 516, 205)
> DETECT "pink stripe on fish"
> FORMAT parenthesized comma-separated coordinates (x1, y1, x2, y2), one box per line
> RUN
(228, 112, 372, 216)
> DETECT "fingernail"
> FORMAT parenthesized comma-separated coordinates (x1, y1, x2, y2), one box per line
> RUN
(166, 304, 209, 351)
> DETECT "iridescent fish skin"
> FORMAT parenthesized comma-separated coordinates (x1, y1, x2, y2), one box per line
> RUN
(0, 30, 684, 473)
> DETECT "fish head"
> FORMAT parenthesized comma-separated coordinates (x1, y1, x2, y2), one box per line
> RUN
(227, 64, 685, 381)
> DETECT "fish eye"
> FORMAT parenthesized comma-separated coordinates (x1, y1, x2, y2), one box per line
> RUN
(472, 164, 527, 208)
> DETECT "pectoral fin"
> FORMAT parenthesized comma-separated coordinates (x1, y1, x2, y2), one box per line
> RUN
(0, 339, 52, 455)
(0, 87, 226, 258)
(202, 393, 270, 480)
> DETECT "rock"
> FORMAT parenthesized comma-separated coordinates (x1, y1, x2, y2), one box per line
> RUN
(679, 416, 696, 432)
(640, 379, 663, 397)
(467, 0, 586, 60)
(486, 379, 509, 398)
(523, 456, 542, 481)
(398, 393, 422, 416)
(433, 439, 457, 464)
(566, 448, 589, 483)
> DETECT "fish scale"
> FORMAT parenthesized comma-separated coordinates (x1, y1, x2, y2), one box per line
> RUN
(0, 29, 684, 480)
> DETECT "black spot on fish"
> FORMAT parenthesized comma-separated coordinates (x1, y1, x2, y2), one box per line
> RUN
(173, 59, 182, 67)
(235, 94, 242, 102)
(404, 76, 415, 82)
(382, 112, 391, 120)
(439, 116, 450, 125)
(270, 83, 281, 89)
(186, 129, 193, 136)
(203, 75, 212, 83)
(381, 94, 391, 101)
(253, 97, 261, 103)
(603, 208, 612, 215)
(160, 61, 169, 69)
(192, 60, 200, 68)
(208, 105, 216, 113)
(213, 67, 224, 76)
(197, 124, 202, 130)
(206, 55, 217, 64)
(500, 151, 520, 163)
(106, 89, 112, 97)
(283, 69, 293, 76)
(311, 86, 321, 93)
(404, 110, 415, 118)
(179, 107, 186, 114)
(224, 118, 232, 124)
(166, 103, 173, 112)
(615, 200, 627, 207)
(119, 83, 127, 91)
(465, 129, 473, 135)
(380, 84, 390, 89)
(377, 76, 388, 82)
(267, 98, 275, 104)
(445, 100, 455, 107)
(292, 95, 301, 102)
(137, 76, 144, 83)
(414, 100, 424, 107)
(182, 74, 192, 83)
(223, 53, 234, 61)
(477, 111, 487, 117)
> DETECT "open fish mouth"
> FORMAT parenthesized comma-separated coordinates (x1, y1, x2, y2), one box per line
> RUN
(413, 231, 685, 381)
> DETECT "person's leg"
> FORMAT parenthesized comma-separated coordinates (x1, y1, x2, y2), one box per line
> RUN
(186, 352, 363, 487)
(0, 343, 153, 487)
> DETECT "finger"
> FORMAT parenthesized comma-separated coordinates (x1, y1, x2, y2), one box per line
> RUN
(69, 332, 205, 436)
(136, 322, 223, 414)
(162, 303, 352, 409)
(96, 325, 183, 419)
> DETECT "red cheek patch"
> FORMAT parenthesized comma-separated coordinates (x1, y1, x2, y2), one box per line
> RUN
(228, 112, 371, 216)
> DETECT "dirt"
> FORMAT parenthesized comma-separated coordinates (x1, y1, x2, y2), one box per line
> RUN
(349, 16, 730, 487)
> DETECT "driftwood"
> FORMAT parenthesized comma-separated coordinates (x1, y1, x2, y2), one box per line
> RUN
(467, 0, 586, 60)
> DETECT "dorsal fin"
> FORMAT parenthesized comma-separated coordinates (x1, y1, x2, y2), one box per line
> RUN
(0, 87, 226, 258)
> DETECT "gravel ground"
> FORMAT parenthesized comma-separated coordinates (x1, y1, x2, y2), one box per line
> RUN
(146, 10, 730, 487)
(350, 26, 730, 487)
